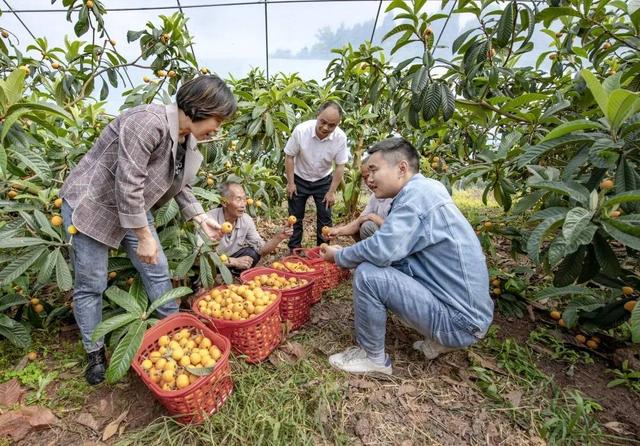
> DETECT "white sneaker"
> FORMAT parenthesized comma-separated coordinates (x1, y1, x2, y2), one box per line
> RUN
(413, 339, 457, 360)
(328, 346, 392, 375)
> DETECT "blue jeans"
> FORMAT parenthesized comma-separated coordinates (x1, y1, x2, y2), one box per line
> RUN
(62, 201, 177, 353)
(352, 262, 482, 360)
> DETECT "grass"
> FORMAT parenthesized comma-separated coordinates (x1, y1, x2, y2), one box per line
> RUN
(470, 327, 616, 445)
(118, 341, 349, 446)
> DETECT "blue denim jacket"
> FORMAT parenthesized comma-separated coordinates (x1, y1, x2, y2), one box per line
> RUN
(335, 174, 494, 335)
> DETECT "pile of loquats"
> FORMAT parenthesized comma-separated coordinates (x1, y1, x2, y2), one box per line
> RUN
(196, 284, 278, 321)
(271, 261, 315, 273)
(246, 273, 309, 290)
(139, 328, 222, 392)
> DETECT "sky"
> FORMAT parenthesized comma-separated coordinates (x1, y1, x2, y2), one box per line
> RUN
(0, 0, 555, 110)
(0, 0, 449, 78)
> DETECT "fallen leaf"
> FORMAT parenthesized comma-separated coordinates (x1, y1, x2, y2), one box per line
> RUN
(400, 441, 413, 446)
(102, 408, 128, 441)
(0, 406, 59, 442)
(13, 356, 29, 372)
(349, 378, 376, 389)
(0, 379, 24, 407)
(19, 406, 60, 428)
(397, 384, 418, 397)
(281, 341, 306, 361)
(355, 417, 370, 439)
(604, 421, 634, 436)
(440, 376, 467, 388)
(467, 351, 505, 374)
(76, 412, 100, 431)
(504, 390, 523, 407)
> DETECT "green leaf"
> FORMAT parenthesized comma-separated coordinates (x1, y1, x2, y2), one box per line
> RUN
(592, 232, 622, 276)
(562, 207, 593, 244)
(91, 312, 138, 343)
(601, 221, 640, 250)
(631, 297, 640, 343)
(154, 199, 179, 227)
(536, 7, 582, 24)
(542, 120, 603, 142)
(532, 181, 590, 206)
(55, 249, 73, 291)
(128, 277, 148, 315)
(0, 247, 46, 286)
(209, 252, 233, 285)
(185, 365, 215, 377)
(36, 250, 58, 285)
(553, 246, 586, 287)
(607, 89, 640, 132)
(527, 215, 565, 263)
(0, 314, 31, 348)
(0, 294, 29, 312)
(147, 286, 192, 316)
(452, 28, 477, 54)
(517, 134, 593, 167)
(382, 23, 415, 42)
(105, 286, 144, 317)
(533, 285, 593, 301)
(174, 251, 198, 278)
(422, 83, 442, 121)
(440, 85, 455, 121)
(580, 70, 608, 117)
(511, 190, 545, 215)
(0, 69, 26, 107)
(605, 190, 640, 207)
(502, 93, 549, 113)
(0, 237, 49, 249)
(11, 149, 52, 184)
(385, 0, 413, 14)
(495, 1, 516, 48)
(105, 319, 147, 383)
(199, 255, 214, 289)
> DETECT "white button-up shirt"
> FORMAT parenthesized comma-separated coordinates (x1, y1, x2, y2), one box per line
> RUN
(284, 119, 349, 182)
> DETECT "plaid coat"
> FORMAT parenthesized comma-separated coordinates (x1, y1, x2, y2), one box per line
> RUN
(60, 103, 204, 248)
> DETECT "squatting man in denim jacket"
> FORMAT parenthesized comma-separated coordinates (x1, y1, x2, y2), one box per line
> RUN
(321, 137, 494, 375)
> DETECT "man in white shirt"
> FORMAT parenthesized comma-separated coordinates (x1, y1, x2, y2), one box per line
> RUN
(284, 101, 349, 251)
(205, 181, 291, 275)
(327, 161, 392, 241)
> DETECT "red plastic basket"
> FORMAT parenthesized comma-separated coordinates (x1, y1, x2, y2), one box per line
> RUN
(279, 256, 323, 304)
(239, 267, 312, 331)
(293, 247, 343, 289)
(192, 286, 282, 363)
(132, 313, 233, 424)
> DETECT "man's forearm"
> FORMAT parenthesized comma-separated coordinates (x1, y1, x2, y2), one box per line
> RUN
(285, 156, 295, 184)
(329, 165, 345, 192)
(260, 236, 283, 256)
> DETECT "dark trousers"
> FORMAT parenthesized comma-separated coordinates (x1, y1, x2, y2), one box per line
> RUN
(287, 174, 332, 249)
(228, 246, 261, 276)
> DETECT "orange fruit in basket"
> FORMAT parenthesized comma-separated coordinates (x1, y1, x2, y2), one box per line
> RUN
(149, 351, 162, 363)
(190, 352, 202, 365)
(200, 337, 212, 349)
(162, 369, 175, 383)
(176, 374, 190, 389)
(209, 346, 221, 360)
(158, 335, 170, 347)
(171, 348, 184, 361)
(141, 359, 153, 370)
(179, 356, 191, 367)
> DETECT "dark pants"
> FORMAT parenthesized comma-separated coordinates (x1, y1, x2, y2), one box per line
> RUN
(287, 174, 332, 249)
(228, 246, 261, 276)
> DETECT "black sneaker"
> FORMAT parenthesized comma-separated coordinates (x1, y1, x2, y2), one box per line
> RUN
(85, 347, 106, 385)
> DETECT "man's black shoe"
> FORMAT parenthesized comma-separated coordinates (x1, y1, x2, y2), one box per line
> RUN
(85, 347, 106, 385)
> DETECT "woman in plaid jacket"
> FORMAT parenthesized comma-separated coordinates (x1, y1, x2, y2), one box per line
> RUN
(59, 75, 237, 384)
